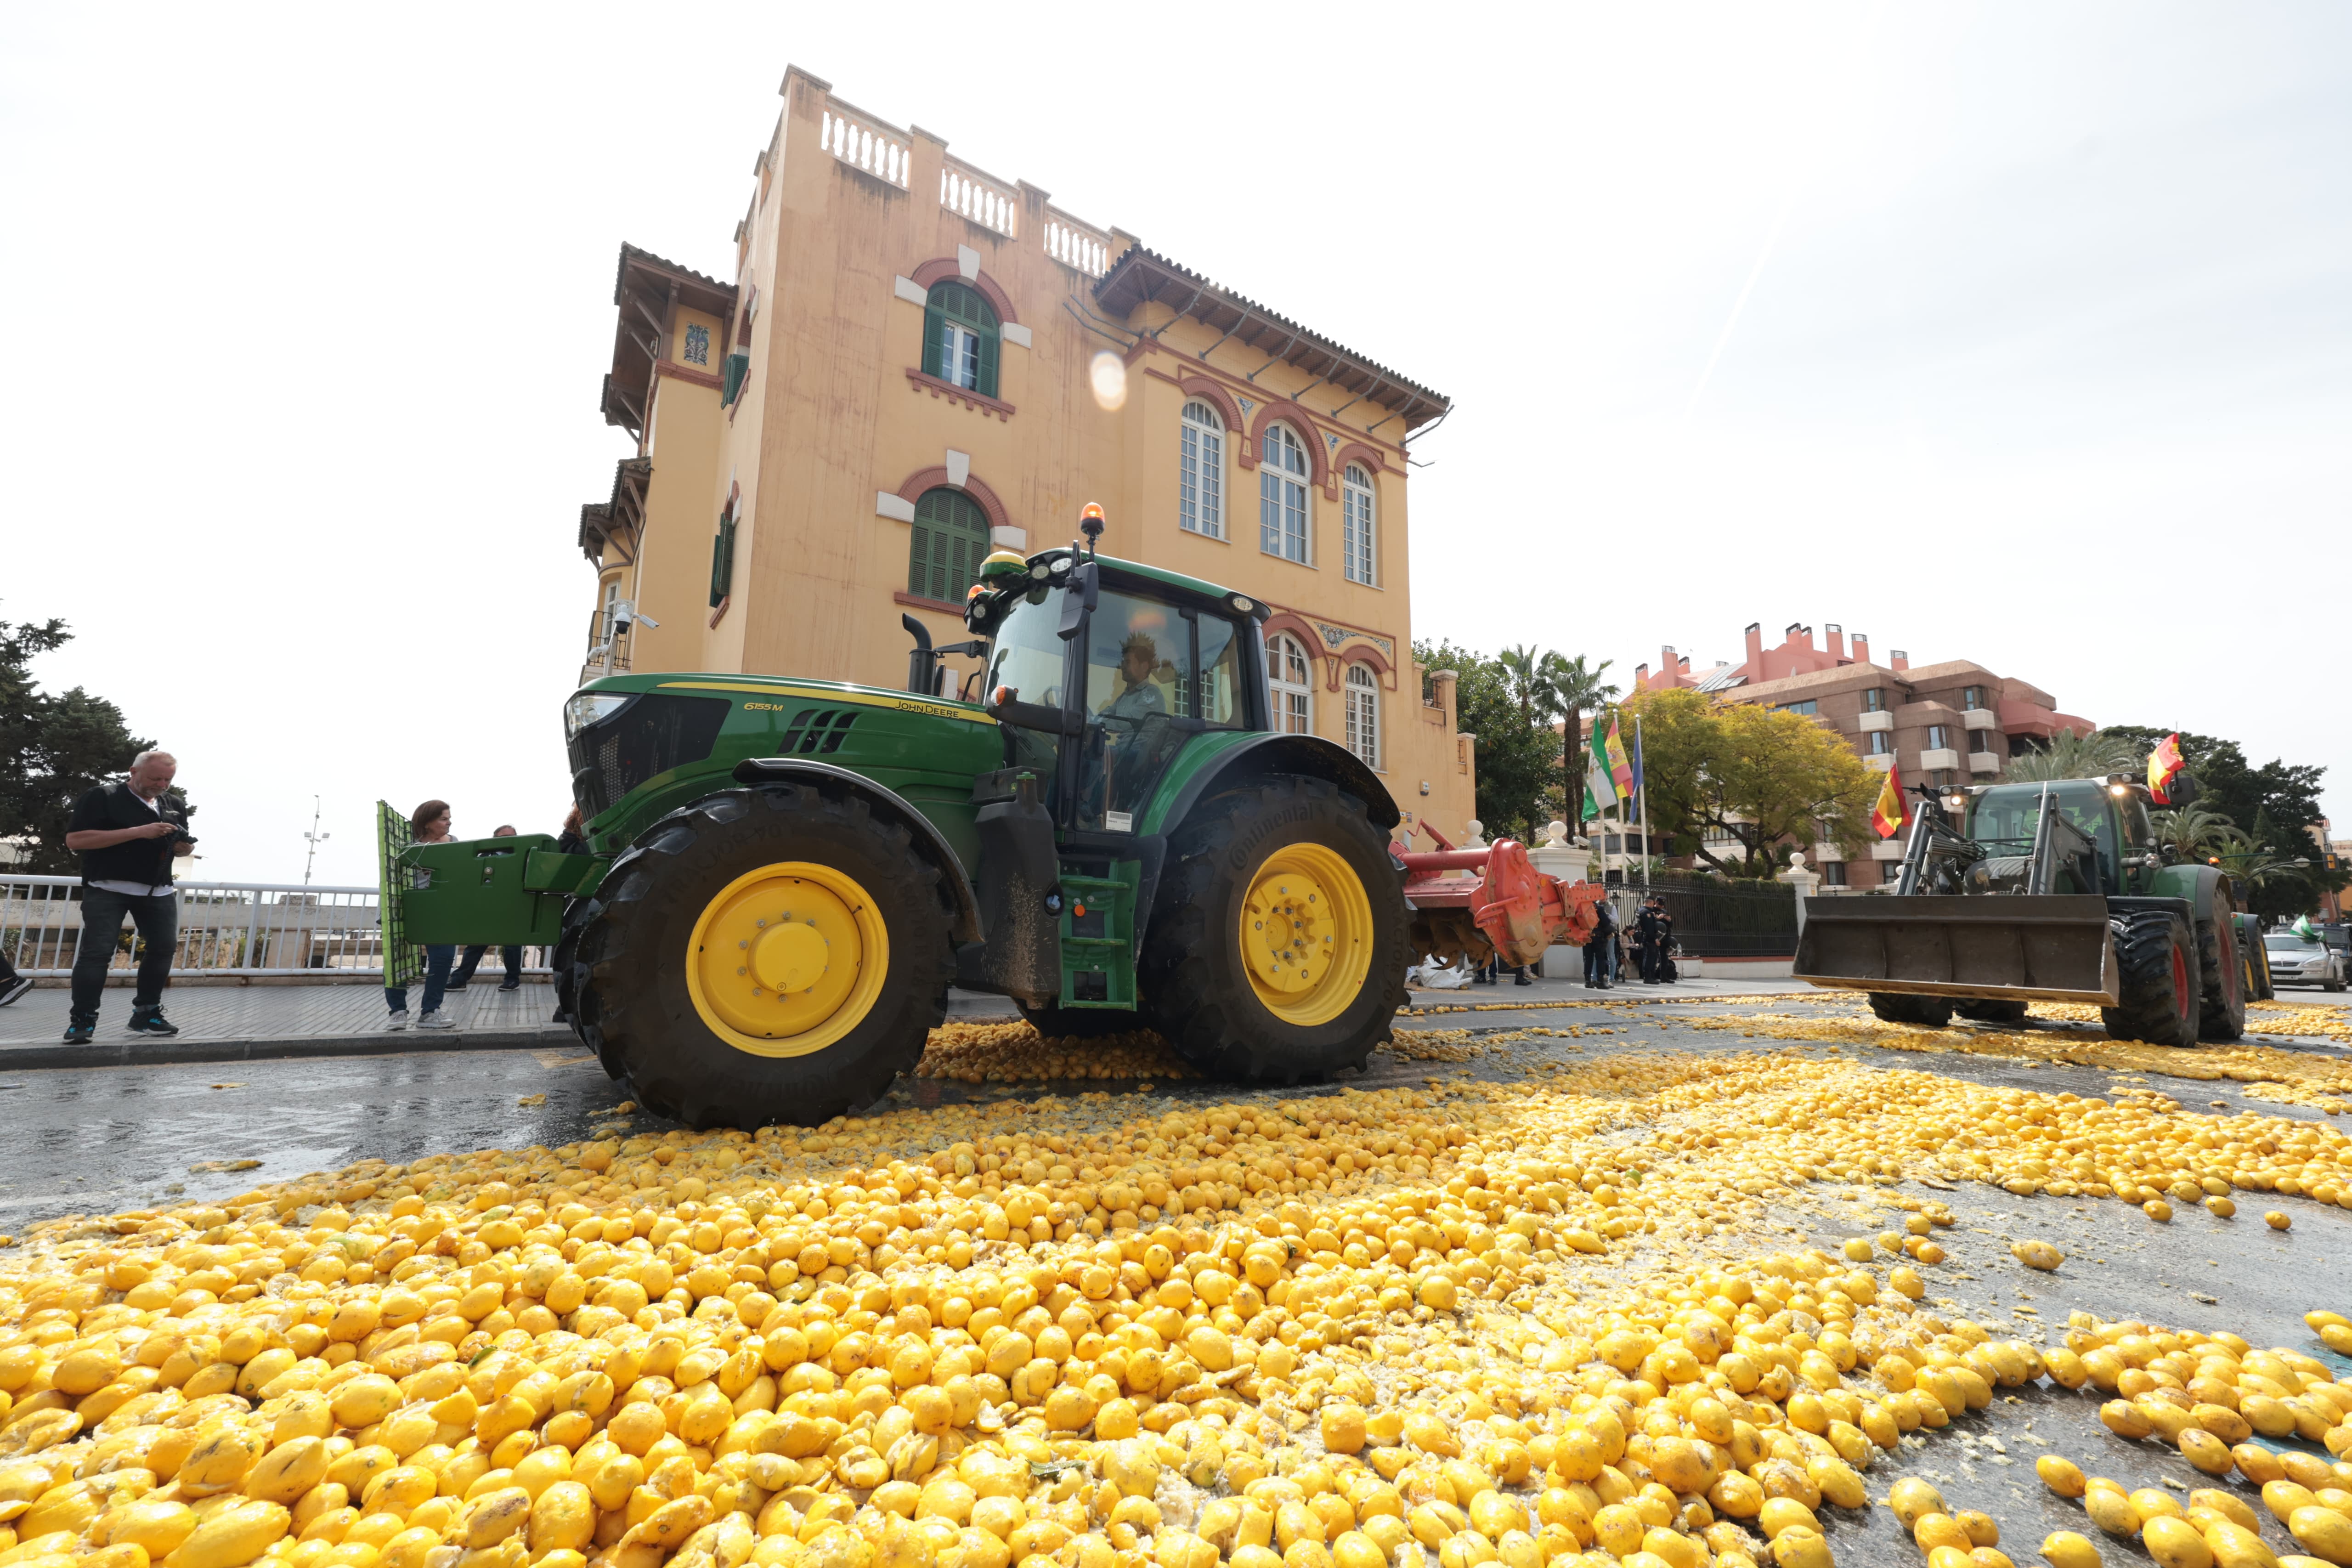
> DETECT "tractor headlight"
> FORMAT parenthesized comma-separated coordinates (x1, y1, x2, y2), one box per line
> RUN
(565, 692, 632, 739)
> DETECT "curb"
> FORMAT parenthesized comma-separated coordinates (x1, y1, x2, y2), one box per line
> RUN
(0, 1027, 578, 1072)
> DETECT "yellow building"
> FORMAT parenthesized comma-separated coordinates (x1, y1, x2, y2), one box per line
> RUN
(577, 68, 1475, 845)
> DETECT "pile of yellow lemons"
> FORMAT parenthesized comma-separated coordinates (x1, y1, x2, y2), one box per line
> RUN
(1, 1044, 2350, 1568)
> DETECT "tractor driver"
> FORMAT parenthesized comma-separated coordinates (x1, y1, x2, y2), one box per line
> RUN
(1098, 632, 1168, 726)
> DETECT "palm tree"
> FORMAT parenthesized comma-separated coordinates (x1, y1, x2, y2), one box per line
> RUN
(1542, 653, 1618, 836)
(2001, 727, 2142, 784)
(1497, 645, 1549, 727)
(2150, 805, 2249, 863)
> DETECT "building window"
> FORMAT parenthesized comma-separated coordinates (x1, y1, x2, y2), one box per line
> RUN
(683, 323, 711, 366)
(922, 282, 999, 396)
(1820, 861, 1848, 887)
(1777, 699, 1818, 716)
(1259, 424, 1310, 564)
(1926, 725, 1950, 750)
(1862, 688, 1885, 713)
(1341, 464, 1375, 584)
(908, 487, 991, 604)
(1344, 662, 1380, 768)
(1179, 402, 1224, 539)
(1266, 633, 1312, 735)
(599, 579, 621, 643)
(1962, 686, 1986, 711)
(1867, 731, 1893, 755)
(708, 504, 738, 609)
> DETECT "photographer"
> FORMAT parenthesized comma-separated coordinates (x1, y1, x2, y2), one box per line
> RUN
(62, 749, 194, 1042)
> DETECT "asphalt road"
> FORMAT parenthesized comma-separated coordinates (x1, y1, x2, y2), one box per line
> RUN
(6, 998, 2352, 1564)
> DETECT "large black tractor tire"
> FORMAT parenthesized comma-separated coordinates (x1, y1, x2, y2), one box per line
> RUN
(1015, 1002, 1148, 1041)
(1139, 777, 1408, 1085)
(1868, 993, 1954, 1027)
(2196, 905, 2246, 1042)
(574, 784, 954, 1128)
(2102, 909, 2203, 1047)
(551, 894, 612, 1070)
(1955, 999, 2030, 1025)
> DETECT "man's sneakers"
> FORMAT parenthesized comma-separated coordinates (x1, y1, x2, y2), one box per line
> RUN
(414, 1010, 456, 1030)
(127, 1007, 180, 1037)
(444, 977, 473, 991)
(385, 1009, 410, 1031)
(0, 974, 32, 1008)
(1514, 974, 1534, 986)
(497, 980, 521, 993)
(63, 1021, 95, 1044)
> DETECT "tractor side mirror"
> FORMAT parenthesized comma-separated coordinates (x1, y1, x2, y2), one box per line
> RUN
(2168, 771, 2201, 807)
(1057, 560, 1097, 641)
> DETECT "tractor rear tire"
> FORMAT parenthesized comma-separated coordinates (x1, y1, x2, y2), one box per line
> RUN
(2196, 906, 2246, 1042)
(1139, 777, 1408, 1085)
(575, 784, 954, 1128)
(1955, 999, 2030, 1025)
(1867, 993, 1954, 1027)
(2102, 909, 2203, 1047)
(1015, 1002, 1145, 1041)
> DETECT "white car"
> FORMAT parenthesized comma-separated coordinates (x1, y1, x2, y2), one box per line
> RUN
(2264, 933, 2347, 991)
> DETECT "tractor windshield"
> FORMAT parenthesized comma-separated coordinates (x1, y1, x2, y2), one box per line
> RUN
(1967, 781, 2119, 888)
(983, 587, 1069, 712)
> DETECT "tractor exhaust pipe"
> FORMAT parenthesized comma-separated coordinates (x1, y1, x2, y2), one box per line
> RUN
(903, 614, 937, 696)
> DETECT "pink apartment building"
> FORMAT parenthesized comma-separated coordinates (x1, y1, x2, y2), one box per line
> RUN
(1634, 622, 2095, 889)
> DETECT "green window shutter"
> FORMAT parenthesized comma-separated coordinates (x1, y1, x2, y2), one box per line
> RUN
(709, 517, 735, 608)
(975, 328, 999, 398)
(721, 350, 749, 406)
(909, 488, 990, 604)
(922, 283, 998, 391)
(921, 309, 944, 379)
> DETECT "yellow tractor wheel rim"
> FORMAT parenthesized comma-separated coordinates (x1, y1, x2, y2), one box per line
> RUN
(1238, 842, 1373, 1027)
(685, 861, 888, 1058)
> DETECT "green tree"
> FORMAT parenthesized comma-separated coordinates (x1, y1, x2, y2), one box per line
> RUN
(0, 611, 173, 875)
(1625, 688, 1877, 874)
(1541, 653, 1617, 836)
(2103, 725, 2341, 920)
(2001, 727, 2142, 783)
(2149, 805, 2249, 864)
(1417, 640, 1559, 843)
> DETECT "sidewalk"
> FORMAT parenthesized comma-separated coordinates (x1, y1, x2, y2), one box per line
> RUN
(1405, 970, 1812, 1009)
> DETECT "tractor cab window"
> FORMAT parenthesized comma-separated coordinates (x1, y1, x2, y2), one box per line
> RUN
(983, 585, 1068, 713)
(1966, 781, 2119, 890)
(1077, 591, 1192, 832)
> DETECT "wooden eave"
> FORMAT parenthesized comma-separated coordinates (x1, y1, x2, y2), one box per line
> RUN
(603, 244, 739, 437)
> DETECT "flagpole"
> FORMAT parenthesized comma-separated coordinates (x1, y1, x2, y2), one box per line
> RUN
(1636, 714, 1651, 898)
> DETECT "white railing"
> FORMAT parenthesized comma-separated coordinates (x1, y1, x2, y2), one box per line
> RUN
(0, 875, 545, 979)
(941, 158, 1017, 238)
(1044, 212, 1112, 277)
(820, 103, 910, 188)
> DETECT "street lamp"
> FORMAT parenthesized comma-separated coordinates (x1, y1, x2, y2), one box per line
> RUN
(302, 796, 331, 886)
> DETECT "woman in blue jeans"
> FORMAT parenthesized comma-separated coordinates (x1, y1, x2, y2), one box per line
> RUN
(386, 799, 458, 1030)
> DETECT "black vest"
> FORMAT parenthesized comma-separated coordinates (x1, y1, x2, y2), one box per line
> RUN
(70, 782, 189, 888)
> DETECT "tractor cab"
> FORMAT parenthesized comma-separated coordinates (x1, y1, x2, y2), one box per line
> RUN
(961, 535, 1266, 838)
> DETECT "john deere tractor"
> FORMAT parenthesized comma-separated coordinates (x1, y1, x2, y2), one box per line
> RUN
(1793, 774, 2266, 1046)
(399, 517, 1414, 1127)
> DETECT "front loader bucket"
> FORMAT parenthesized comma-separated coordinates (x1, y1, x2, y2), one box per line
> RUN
(1793, 894, 2119, 1006)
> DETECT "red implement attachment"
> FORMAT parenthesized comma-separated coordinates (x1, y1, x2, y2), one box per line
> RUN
(1398, 839, 1605, 968)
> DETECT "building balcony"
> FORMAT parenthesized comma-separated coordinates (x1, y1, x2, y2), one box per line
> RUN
(1919, 747, 1961, 772)
(1962, 708, 1996, 731)
(1856, 710, 1894, 733)
(1865, 753, 1895, 772)
(1870, 839, 1905, 860)
(1969, 751, 2001, 775)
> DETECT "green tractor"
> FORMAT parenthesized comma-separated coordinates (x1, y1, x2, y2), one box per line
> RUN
(1793, 774, 2268, 1045)
(400, 517, 1413, 1127)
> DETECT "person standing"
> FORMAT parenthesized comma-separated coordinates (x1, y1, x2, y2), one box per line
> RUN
(386, 800, 459, 1030)
(0, 945, 31, 1008)
(62, 750, 195, 1042)
(1583, 895, 1618, 989)
(1635, 897, 1669, 984)
(447, 825, 524, 992)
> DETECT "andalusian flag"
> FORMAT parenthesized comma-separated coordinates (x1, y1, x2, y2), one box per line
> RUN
(1583, 723, 1619, 820)
(2295, 915, 2319, 940)
(1871, 767, 1908, 840)
(2147, 732, 2185, 804)
(1604, 717, 1636, 802)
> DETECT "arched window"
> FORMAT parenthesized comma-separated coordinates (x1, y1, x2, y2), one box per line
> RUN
(1179, 401, 1224, 539)
(1345, 663, 1380, 768)
(1266, 632, 1313, 735)
(909, 487, 991, 604)
(1341, 464, 1376, 585)
(1258, 423, 1310, 563)
(922, 282, 999, 396)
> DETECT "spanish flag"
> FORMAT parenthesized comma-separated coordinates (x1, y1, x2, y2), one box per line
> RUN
(1871, 767, 1908, 840)
(2147, 732, 2185, 804)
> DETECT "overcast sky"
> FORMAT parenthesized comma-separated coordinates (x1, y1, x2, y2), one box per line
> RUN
(5, 3, 2345, 885)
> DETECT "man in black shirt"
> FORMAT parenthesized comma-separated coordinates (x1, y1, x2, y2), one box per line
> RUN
(63, 750, 194, 1042)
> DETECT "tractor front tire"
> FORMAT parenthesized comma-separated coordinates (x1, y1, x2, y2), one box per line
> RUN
(1139, 777, 1408, 1085)
(1867, 993, 1954, 1027)
(575, 784, 954, 1128)
(550, 894, 613, 1074)
(2103, 909, 2203, 1047)
(2196, 909, 2246, 1042)
(1955, 999, 2030, 1025)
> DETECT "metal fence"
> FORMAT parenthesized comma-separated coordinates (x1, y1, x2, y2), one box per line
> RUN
(1626, 872, 1800, 958)
(0, 875, 547, 979)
